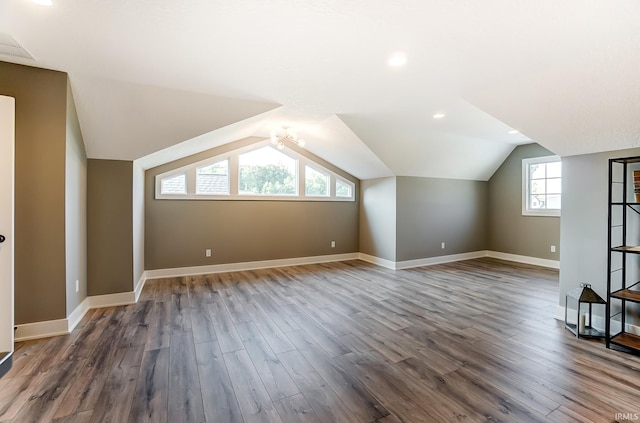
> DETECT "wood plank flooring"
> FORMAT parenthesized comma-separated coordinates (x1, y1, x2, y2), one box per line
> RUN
(1, 258, 640, 422)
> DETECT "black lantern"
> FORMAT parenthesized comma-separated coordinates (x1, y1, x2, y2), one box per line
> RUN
(565, 283, 606, 339)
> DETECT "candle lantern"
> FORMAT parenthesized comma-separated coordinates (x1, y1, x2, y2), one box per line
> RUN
(565, 283, 606, 339)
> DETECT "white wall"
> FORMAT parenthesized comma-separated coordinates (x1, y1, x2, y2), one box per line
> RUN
(560, 147, 640, 327)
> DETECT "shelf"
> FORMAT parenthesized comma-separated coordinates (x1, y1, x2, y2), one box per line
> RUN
(610, 333, 640, 351)
(607, 156, 640, 356)
(611, 156, 640, 164)
(611, 289, 640, 303)
(611, 246, 640, 254)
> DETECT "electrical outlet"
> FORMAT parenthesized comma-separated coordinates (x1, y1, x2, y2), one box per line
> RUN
(550, 245, 556, 253)
(441, 242, 445, 249)
(205, 248, 212, 257)
(75, 280, 79, 293)
(331, 241, 336, 248)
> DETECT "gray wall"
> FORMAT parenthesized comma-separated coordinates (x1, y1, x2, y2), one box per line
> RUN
(0, 62, 68, 324)
(560, 148, 640, 327)
(396, 177, 488, 262)
(87, 160, 134, 295)
(359, 177, 396, 262)
(145, 139, 359, 269)
(488, 143, 560, 260)
(65, 82, 87, 315)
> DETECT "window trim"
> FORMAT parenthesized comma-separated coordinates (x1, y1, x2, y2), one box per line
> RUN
(155, 139, 356, 202)
(522, 155, 561, 217)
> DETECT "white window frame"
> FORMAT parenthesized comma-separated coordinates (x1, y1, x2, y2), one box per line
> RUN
(522, 155, 561, 217)
(155, 139, 355, 202)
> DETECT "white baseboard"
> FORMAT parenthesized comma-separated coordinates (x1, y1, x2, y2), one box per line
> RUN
(359, 250, 558, 271)
(134, 272, 147, 302)
(395, 251, 489, 270)
(360, 251, 489, 270)
(15, 291, 137, 342)
(67, 298, 90, 333)
(358, 253, 396, 270)
(87, 291, 136, 308)
(144, 253, 360, 279)
(15, 319, 69, 342)
(487, 251, 559, 269)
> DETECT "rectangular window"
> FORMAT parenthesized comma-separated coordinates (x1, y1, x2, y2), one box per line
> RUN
(160, 173, 186, 195)
(522, 155, 561, 216)
(196, 160, 229, 195)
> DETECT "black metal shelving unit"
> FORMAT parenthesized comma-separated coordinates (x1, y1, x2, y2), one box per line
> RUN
(606, 156, 640, 353)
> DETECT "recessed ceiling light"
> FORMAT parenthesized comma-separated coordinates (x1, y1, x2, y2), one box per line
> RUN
(32, 0, 52, 5)
(433, 113, 445, 119)
(508, 130, 519, 134)
(388, 52, 407, 67)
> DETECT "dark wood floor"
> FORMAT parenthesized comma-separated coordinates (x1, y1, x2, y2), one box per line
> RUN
(1, 258, 639, 423)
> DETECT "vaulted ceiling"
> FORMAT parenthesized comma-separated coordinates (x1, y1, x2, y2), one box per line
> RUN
(2, 1, 639, 180)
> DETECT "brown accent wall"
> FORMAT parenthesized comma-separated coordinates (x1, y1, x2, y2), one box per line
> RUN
(87, 159, 133, 295)
(145, 139, 359, 270)
(488, 143, 560, 260)
(0, 62, 68, 324)
(396, 176, 488, 261)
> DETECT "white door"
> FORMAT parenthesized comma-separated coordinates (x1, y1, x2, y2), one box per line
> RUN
(0, 95, 15, 363)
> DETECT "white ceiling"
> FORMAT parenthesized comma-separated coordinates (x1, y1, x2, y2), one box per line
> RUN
(2, 0, 639, 180)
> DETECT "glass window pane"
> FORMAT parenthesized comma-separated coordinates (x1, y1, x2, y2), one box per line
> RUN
(523, 157, 561, 214)
(547, 161, 561, 178)
(530, 163, 545, 179)
(531, 179, 546, 194)
(196, 160, 229, 194)
(530, 194, 546, 209)
(239, 146, 297, 195)
(547, 178, 561, 194)
(161, 174, 186, 194)
(305, 166, 329, 196)
(547, 194, 561, 209)
(336, 179, 352, 197)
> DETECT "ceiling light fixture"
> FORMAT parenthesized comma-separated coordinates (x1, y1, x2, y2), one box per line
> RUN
(270, 126, 305, 150)
(508, 130, 520, 134)
(32, 0, 53, 6)
(388, 52, 407, 67)
(433, 113, 445, 119)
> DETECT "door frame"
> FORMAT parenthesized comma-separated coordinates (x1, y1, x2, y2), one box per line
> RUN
(0, 95, 15, 367)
